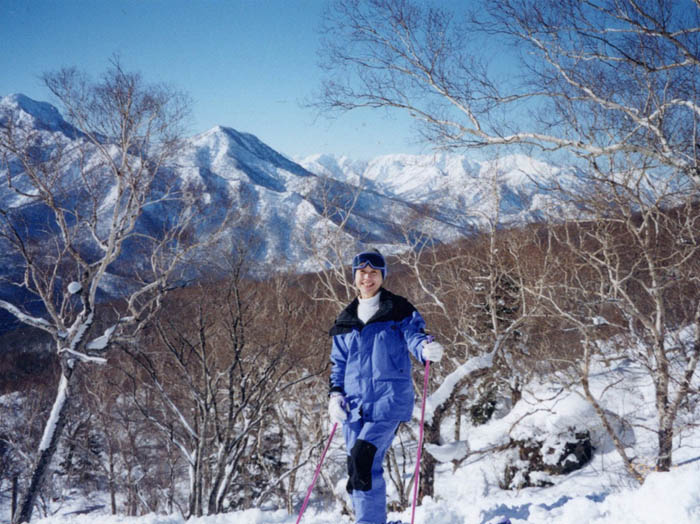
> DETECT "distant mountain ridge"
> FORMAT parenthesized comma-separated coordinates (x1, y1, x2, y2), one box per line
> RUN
(0, 93, 580, 277)
(298, 150, 576, 232)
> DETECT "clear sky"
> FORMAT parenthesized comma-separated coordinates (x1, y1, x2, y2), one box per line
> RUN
(0, 0, 424, 161)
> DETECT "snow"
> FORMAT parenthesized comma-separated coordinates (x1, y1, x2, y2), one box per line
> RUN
(1, 93, 68, 132)
(23, 463, 700, 524)
(16, 349, 700, 524)
(424, 440, 469, 463)
(85, 324, 116, 351)
(423, 350, 494, 425)
(38, 374, 69, 452)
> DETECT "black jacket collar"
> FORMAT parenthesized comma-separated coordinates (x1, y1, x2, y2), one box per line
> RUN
(329, 288, 415, 336)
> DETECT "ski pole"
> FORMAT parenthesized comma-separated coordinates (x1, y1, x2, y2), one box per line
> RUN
(296, 422, 338, 524)
(411, 335, 433, 524)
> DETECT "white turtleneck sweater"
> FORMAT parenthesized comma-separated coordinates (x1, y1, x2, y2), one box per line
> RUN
(357, 292, 381, 324)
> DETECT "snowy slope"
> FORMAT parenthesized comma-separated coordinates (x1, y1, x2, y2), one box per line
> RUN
(0, 93, 80, 136)
(15, 350, 700, 524)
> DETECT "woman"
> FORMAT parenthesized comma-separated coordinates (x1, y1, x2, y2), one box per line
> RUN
(328, 249, 444, 524)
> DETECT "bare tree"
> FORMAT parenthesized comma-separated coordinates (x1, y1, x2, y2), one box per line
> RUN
(0, 58, 206, 523)
(78, 362, 166, 516)
(0, 377, 57, 522)
(305, 175, 368, 307)
(317, 0, 700, 484)
(317, 0, 700, 179)
(120, 261, 322, 517)
(270, 374, 338, 514)
(534, 172, 700, 479)
(385, 157, 560, 500)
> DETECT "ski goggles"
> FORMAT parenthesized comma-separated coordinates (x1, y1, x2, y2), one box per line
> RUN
(352, 251, 386, 276)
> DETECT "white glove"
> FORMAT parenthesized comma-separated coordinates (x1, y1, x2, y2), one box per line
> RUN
(328, 392, 348, 425)
(422, 340, 444, 362)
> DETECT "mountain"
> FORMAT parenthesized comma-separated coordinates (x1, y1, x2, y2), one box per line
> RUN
(0, 93, 80, 136)
(298, 151, 579, 233)
(0, 93, 580, 300)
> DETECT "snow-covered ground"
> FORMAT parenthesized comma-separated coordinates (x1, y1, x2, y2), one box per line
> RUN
(17, 349, 700, 524)
(25, 451, 700, 524)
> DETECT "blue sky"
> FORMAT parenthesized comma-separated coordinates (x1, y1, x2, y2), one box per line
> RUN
(0, 0, 423, 160)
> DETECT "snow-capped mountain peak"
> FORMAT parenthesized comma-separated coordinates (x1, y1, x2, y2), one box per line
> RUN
(187, 125, 314, 193)
(0, 94, 582, 277)
(0, 93, 77, 135)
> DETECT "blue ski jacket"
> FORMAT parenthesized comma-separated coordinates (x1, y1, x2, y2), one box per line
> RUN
(329, 288, 428, 422)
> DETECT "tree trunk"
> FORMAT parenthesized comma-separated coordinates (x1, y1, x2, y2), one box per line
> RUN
(14, 364, 74, 524)
(109, 451, 116, 514)
(657, 424, 673, 472)
(419, 419, 439, 500)
(454, 400, 462, 441)
(655, 340, 672, 472)
(188, 453, 203, 518)
(11, 475, 18, 522)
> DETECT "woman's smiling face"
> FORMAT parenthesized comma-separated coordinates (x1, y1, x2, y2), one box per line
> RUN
(355, 265, 383, 298)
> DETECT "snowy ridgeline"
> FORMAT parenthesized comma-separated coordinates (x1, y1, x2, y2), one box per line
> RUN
(10, 340, 700, 524)
(0, 93, 585, 279)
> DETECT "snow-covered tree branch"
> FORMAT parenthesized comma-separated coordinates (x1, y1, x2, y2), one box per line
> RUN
(0, 58, 214, 524)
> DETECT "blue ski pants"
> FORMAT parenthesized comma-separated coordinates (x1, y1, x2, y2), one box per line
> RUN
(343, 418, 400, 524)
